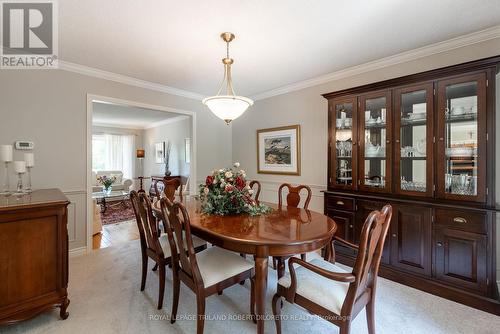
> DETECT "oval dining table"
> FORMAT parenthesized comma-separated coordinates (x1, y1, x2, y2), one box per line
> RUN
(152, 196, 337, 334)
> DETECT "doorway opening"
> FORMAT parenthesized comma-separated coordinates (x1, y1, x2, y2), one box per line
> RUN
(86, 95, 196, 251)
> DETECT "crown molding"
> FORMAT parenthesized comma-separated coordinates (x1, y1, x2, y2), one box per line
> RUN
(58, 61, 205, 101)
(92, 122, 145, 130)
(144, 115, 190, 129)
(251, 26, 500, 101)
(92, 115, 189, 130)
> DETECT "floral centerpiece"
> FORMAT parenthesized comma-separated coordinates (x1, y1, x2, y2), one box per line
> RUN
(199, 163, 271, 216)
(97, 175, 116, 193)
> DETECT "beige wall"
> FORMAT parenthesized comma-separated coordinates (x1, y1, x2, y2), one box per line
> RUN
(233, 38, 500, 209)
(143, 117, 192, 189)
(232, 38, 500, 285)
(0, 70, 231, 251)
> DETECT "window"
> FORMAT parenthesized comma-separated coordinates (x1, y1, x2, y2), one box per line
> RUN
(92, 133, 135, 179)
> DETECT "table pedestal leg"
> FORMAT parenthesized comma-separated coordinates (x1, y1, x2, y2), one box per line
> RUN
(254, 255, 268, 334)
(100, 198, 107, 214)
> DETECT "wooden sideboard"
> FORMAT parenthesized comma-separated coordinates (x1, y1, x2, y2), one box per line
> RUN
(323, 56, 500, 314)
(0, 189, 70, 325)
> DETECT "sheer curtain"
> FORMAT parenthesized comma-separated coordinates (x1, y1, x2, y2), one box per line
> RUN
(94, 133, 135, 179)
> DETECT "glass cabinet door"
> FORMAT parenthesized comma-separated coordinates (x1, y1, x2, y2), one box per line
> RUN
(329, 97, 357, 189)
(394, 83, 433, 197)
(359, 91, 391, 192)
(436, 73, 487, 202)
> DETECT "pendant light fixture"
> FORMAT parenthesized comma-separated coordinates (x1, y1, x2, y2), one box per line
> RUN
(202, 32, 253, 125)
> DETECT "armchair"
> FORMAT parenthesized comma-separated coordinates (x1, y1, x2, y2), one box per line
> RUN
(272, 204, 392, 334)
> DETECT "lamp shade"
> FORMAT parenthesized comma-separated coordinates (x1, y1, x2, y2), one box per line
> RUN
(202, 95, 253, 124)
(136, 149, 145, 158)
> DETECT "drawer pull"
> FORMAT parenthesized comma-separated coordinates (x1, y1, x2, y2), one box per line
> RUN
(392, 233, 397, 238)
(349, 224, 353, 228)
(436, 242, 443, 247)
(453, 217, 467, 224)
(336, 201, 345, 206)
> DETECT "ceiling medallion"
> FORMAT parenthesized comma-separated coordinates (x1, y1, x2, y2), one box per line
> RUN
(202, 32, 253, 125)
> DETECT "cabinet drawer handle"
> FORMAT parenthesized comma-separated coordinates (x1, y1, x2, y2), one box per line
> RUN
(392, 233, 397, 238)
(436, 242, 443, 247)
(453, 217, 467, 224)
(336, 200, 344, 206)
(349, 225, 353, 228)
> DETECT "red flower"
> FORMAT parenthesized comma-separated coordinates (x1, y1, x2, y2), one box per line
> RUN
(225, 184, 234, 193)
(206, 175, 214, 187)
(235, 176, 245, 190)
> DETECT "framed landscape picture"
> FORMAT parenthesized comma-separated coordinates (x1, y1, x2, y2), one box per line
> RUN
(155, 142, 165, 164)
(257, 125, 300, 175)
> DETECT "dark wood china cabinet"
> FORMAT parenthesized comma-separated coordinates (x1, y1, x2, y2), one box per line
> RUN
(323, 56, 500, 315)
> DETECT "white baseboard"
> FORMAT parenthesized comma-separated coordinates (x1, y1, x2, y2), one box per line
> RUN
(69, 246, 87, 258)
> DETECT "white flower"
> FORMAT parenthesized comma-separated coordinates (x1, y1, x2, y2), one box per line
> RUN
(233, 162, 240, 168)
(203, 187, 209, 195)
(220, 182, 225, 188)
(219, 169, 224, 173)
(244, 185, 251, 190)
(225, 171, 233, 178)
(248, 189, 254, 195)
(212, 178, 218, 184)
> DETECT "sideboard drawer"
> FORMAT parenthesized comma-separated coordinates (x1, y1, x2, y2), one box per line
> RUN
(435, 209, 487, 234)
(326, 195, 354, 211)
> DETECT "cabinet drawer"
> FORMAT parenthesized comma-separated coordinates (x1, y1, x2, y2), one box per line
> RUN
(326, 195, 354, 211)
(435, 209, 487, 234)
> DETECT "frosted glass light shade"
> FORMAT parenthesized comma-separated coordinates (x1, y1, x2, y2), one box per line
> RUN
(202, 95, 253, 124)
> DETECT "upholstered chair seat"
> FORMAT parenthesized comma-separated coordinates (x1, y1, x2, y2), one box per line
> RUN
(158, 234, 206, 258)
(196, 247, 255, 288)
(278, 258, 350, 314)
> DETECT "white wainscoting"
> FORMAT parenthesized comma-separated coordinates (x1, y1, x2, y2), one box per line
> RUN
(257, 181, 326, 212)
(63, 190, 87, 251)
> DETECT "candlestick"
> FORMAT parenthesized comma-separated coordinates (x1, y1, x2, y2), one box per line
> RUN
(25, 166, 33, 193)
(14, 161, 26, 173)
(24, 153, 34, 167)
(0, 145, 13, 162)
(0, 161, 11, 195)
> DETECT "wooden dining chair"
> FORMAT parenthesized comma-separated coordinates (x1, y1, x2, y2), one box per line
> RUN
(272, 204, 393, 334)
(274, 183, 312, 276)
(160, 198, 256, 334)
(154, 178, 182, 201)
(130, 191, 206, 310)
(249, 180, 261, 203)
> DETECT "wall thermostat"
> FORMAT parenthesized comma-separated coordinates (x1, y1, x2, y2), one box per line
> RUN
(15, 141, 34, 150)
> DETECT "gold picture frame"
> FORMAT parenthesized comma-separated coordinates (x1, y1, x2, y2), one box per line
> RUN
(257, 125, 301, 175)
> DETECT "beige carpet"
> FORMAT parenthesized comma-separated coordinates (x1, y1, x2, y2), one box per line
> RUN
(2, 240, 499, 334)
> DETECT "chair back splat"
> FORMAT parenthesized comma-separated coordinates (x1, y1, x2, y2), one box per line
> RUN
(130, 190, 163, 256)
(160, 198, 204, 287)
(155, 178, 182, 201)
(343, 204, 392, 314)
(249, 180, 261, 202)
(278, 183, 312, 209)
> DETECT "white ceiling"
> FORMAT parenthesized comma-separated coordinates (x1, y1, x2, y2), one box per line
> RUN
(92, 102, 183, 129)
(60, 0, 500, 98)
